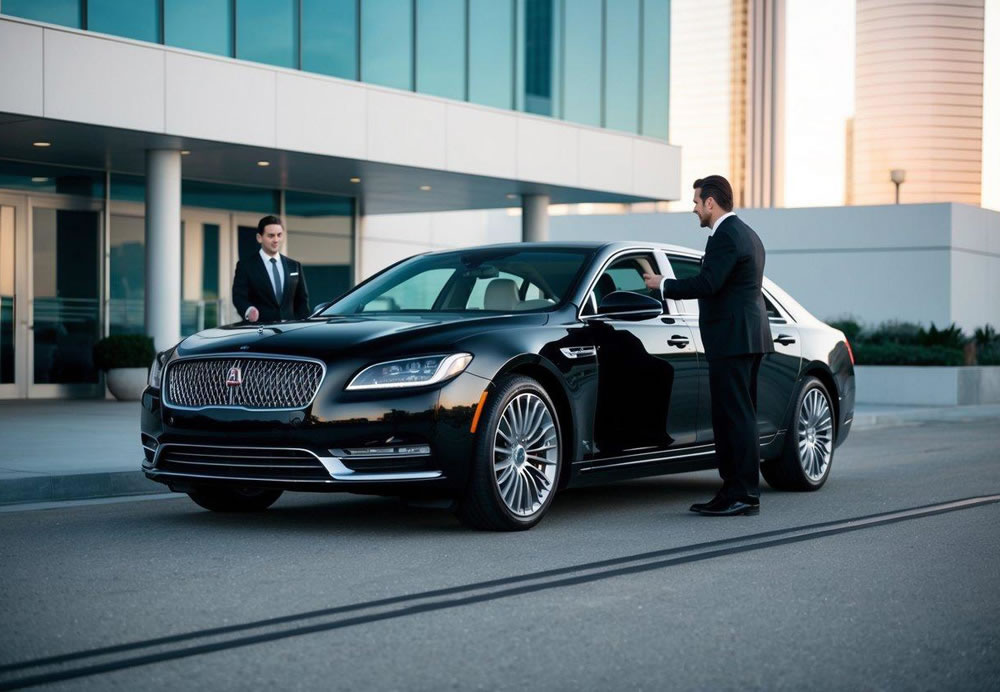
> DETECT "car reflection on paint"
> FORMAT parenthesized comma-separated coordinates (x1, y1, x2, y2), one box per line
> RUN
(141, 242, 855, 531)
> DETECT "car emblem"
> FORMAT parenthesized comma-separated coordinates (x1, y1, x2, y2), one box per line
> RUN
(257, 326, 264, 336)
(225, 366, 242, 387)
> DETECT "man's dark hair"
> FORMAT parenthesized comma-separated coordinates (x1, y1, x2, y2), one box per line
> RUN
(257, 215, 284, 235)
(693, 175, 734, 212)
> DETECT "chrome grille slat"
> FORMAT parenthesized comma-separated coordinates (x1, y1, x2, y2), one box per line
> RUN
(166, 357, 323, 410)
(156, 444, 331, 481)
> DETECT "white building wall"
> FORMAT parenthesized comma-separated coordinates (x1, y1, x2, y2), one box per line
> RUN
(362, 203, 1000, 333)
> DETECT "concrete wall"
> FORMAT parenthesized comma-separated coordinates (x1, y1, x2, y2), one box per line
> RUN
(361, 202, 1000, 332)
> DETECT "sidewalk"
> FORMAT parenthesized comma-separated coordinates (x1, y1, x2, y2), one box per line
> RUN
(2, 400, 999, 506)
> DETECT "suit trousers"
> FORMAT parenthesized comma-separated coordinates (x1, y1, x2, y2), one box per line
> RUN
(708, 353, 764, 500)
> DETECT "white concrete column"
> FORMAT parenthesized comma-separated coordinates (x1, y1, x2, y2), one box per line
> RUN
(522, 194, 550, 242)
(145, 149, 182, 351)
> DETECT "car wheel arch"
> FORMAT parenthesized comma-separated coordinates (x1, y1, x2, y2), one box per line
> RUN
(790, 362, 840, 437)
(493, 356, 578, 489)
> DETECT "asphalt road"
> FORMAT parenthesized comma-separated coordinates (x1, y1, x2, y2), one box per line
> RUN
(1, 419, 998, 691)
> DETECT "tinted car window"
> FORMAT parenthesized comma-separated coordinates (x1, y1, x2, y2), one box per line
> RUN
(324, 247, 594, 315)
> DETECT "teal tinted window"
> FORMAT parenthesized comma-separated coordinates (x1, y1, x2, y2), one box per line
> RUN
(523, 0, 557, 116)
(88, 0, 161, 42)
(561, 0, 601, 127)
(0, 161, 104, 197)
(604, 0, 640, 132)
(642, 0, 670, 139)
(164, 0, 233, 57)
(468, 0, 513, 109)
(302, 0, 357, 79)
(285, 191, 354, 217)
(182, 181, 280, 213)
(361, 0, 413, 90)
(416, 0, 466, 100)
(236, 0, 298, 69)
(2, 0, 82, 28)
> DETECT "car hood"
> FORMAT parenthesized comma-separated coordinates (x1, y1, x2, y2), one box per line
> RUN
(173, 313, 549, 360)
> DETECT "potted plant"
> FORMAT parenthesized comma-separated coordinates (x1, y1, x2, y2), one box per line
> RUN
(93, 334, 155, 401)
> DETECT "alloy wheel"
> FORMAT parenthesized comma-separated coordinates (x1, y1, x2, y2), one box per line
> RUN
(492, 392, 559, 516)
(797, 388, 833, 482)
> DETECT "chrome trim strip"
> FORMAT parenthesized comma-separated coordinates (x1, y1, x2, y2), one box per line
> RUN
(329, 448, 432, 459)
(584, 449, 716, 473)
(141, 444, 157, 454)
(162, 353, 327, 412)
(154, 443, 443, 482)
(164, 459, 322, 469)
(149, 470, 339, 485)
(559, 346, 598, 359)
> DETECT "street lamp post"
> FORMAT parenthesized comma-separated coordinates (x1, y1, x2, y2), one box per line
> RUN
(890, 169, 906, 204)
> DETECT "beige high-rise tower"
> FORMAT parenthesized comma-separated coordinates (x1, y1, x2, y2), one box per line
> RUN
(851, 0, 985, 206)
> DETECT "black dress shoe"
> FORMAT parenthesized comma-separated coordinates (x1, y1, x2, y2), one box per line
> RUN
(690, 496, 759, 516)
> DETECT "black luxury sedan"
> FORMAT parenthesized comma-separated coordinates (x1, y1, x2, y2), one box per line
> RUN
(141, 241, 855, 530)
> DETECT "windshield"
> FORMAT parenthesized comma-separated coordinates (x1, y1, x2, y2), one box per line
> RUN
(321, 247, 595, 316)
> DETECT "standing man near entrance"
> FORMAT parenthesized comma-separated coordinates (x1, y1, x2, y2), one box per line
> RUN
(232, 215, 310, 323)
(643, 175, 774, 516)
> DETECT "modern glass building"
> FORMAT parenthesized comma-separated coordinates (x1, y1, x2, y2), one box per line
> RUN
(0, 1, 680, 399)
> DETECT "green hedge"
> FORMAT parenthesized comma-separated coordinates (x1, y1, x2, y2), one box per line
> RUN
(93, 335, 155, 370)
(851, 343, 964, 366)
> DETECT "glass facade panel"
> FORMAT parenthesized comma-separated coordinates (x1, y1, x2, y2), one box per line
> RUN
(561, 0, 601, 127)
(32, 209, 101, 384)
(164, 0, 233, 57)
(88, 0, 160, 42)
(416, 0, 466, 100)
(604, 0, 640, 133)
(2, 0, 83, 28)
(181, 221, 222, 336)
(468, 0, 513, 109)
(236, 0, 298, 69)
(642, 0, 670, 139)
(286, 191, 354, 310)
(109, 214, 145, 335)
(523, 0, 557, 116)
(0, 161, 104, 198)
(0, 206, 14, 384)
(361, 0, 413, 90)
(301, 0, 357, 79)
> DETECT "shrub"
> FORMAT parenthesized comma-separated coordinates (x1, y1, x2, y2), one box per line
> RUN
(827, 318, 862, 343)
(862, 320, 923, 345)
(917, 323, 966, 349)
(92, 335, 155, 371)
(851, 343, 964, 366)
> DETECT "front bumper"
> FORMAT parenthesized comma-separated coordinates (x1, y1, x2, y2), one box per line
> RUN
(140, 369, 492, 493)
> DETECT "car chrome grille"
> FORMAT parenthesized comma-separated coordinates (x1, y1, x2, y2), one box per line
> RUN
(156, 445, 331, 481)
(166, 357, 323, 409)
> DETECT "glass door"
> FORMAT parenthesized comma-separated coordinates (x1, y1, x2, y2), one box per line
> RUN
(28, 197, 104, 398)
(182, 209, 232, 333)
(0, 194, 27, 399)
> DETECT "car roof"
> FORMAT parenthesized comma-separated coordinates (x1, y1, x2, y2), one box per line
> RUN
(424, 240, 704, 257)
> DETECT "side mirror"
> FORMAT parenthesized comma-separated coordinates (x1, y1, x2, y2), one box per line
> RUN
(596, 291, 663, 321)
(309, 300, 334, 317)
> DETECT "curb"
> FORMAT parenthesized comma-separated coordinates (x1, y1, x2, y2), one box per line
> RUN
(0, 471, 168, 506)
(850, 404, 1000, 431)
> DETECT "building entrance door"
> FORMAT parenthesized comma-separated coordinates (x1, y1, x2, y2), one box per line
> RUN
(182, 209, 233, 331)
(0, 194, 27, 398)
(28, 197, 104, 398)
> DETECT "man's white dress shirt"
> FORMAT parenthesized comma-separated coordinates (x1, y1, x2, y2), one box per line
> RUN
(245, 249, 285, 319)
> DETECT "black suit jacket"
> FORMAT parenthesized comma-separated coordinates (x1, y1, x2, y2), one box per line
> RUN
(232, 253, 310, 323)
(661, 215, 774, 360)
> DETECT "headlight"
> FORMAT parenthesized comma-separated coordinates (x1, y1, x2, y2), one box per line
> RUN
(148, 351, 166, 388)
(346, 353, 473, 390)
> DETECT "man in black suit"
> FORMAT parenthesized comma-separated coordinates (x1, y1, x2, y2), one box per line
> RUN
(232, 215, 310, 323)
(643, 175, 774, 516)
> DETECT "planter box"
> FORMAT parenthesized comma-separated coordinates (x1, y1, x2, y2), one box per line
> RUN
(854, 366, 1000, 406)
(105, 367, 148, 401)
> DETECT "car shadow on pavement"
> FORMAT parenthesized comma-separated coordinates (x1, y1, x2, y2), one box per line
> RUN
(148, 472, 729, 536)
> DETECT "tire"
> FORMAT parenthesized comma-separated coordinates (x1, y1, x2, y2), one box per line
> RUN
(761, 376, 835, 491)
(457, 375, 562, 531)
(187, 486, 284, 512)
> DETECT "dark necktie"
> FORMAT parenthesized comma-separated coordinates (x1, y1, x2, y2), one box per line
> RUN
(269, 257, 282, 304)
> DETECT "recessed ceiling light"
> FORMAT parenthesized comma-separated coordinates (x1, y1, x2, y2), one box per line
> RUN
(33, 141, 51, 147)
(420, 185, 431, 191)
(257, 160, 270, 167)
(350, 177, 361, 183)
(180, 150, 191, 155)
(506, 193, 518, 200)
(31, 177, 49, 183)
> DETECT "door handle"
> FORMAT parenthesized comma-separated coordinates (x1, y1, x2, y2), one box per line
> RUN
(667, 335, 690, 348)
(774, 334, 796, 345)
